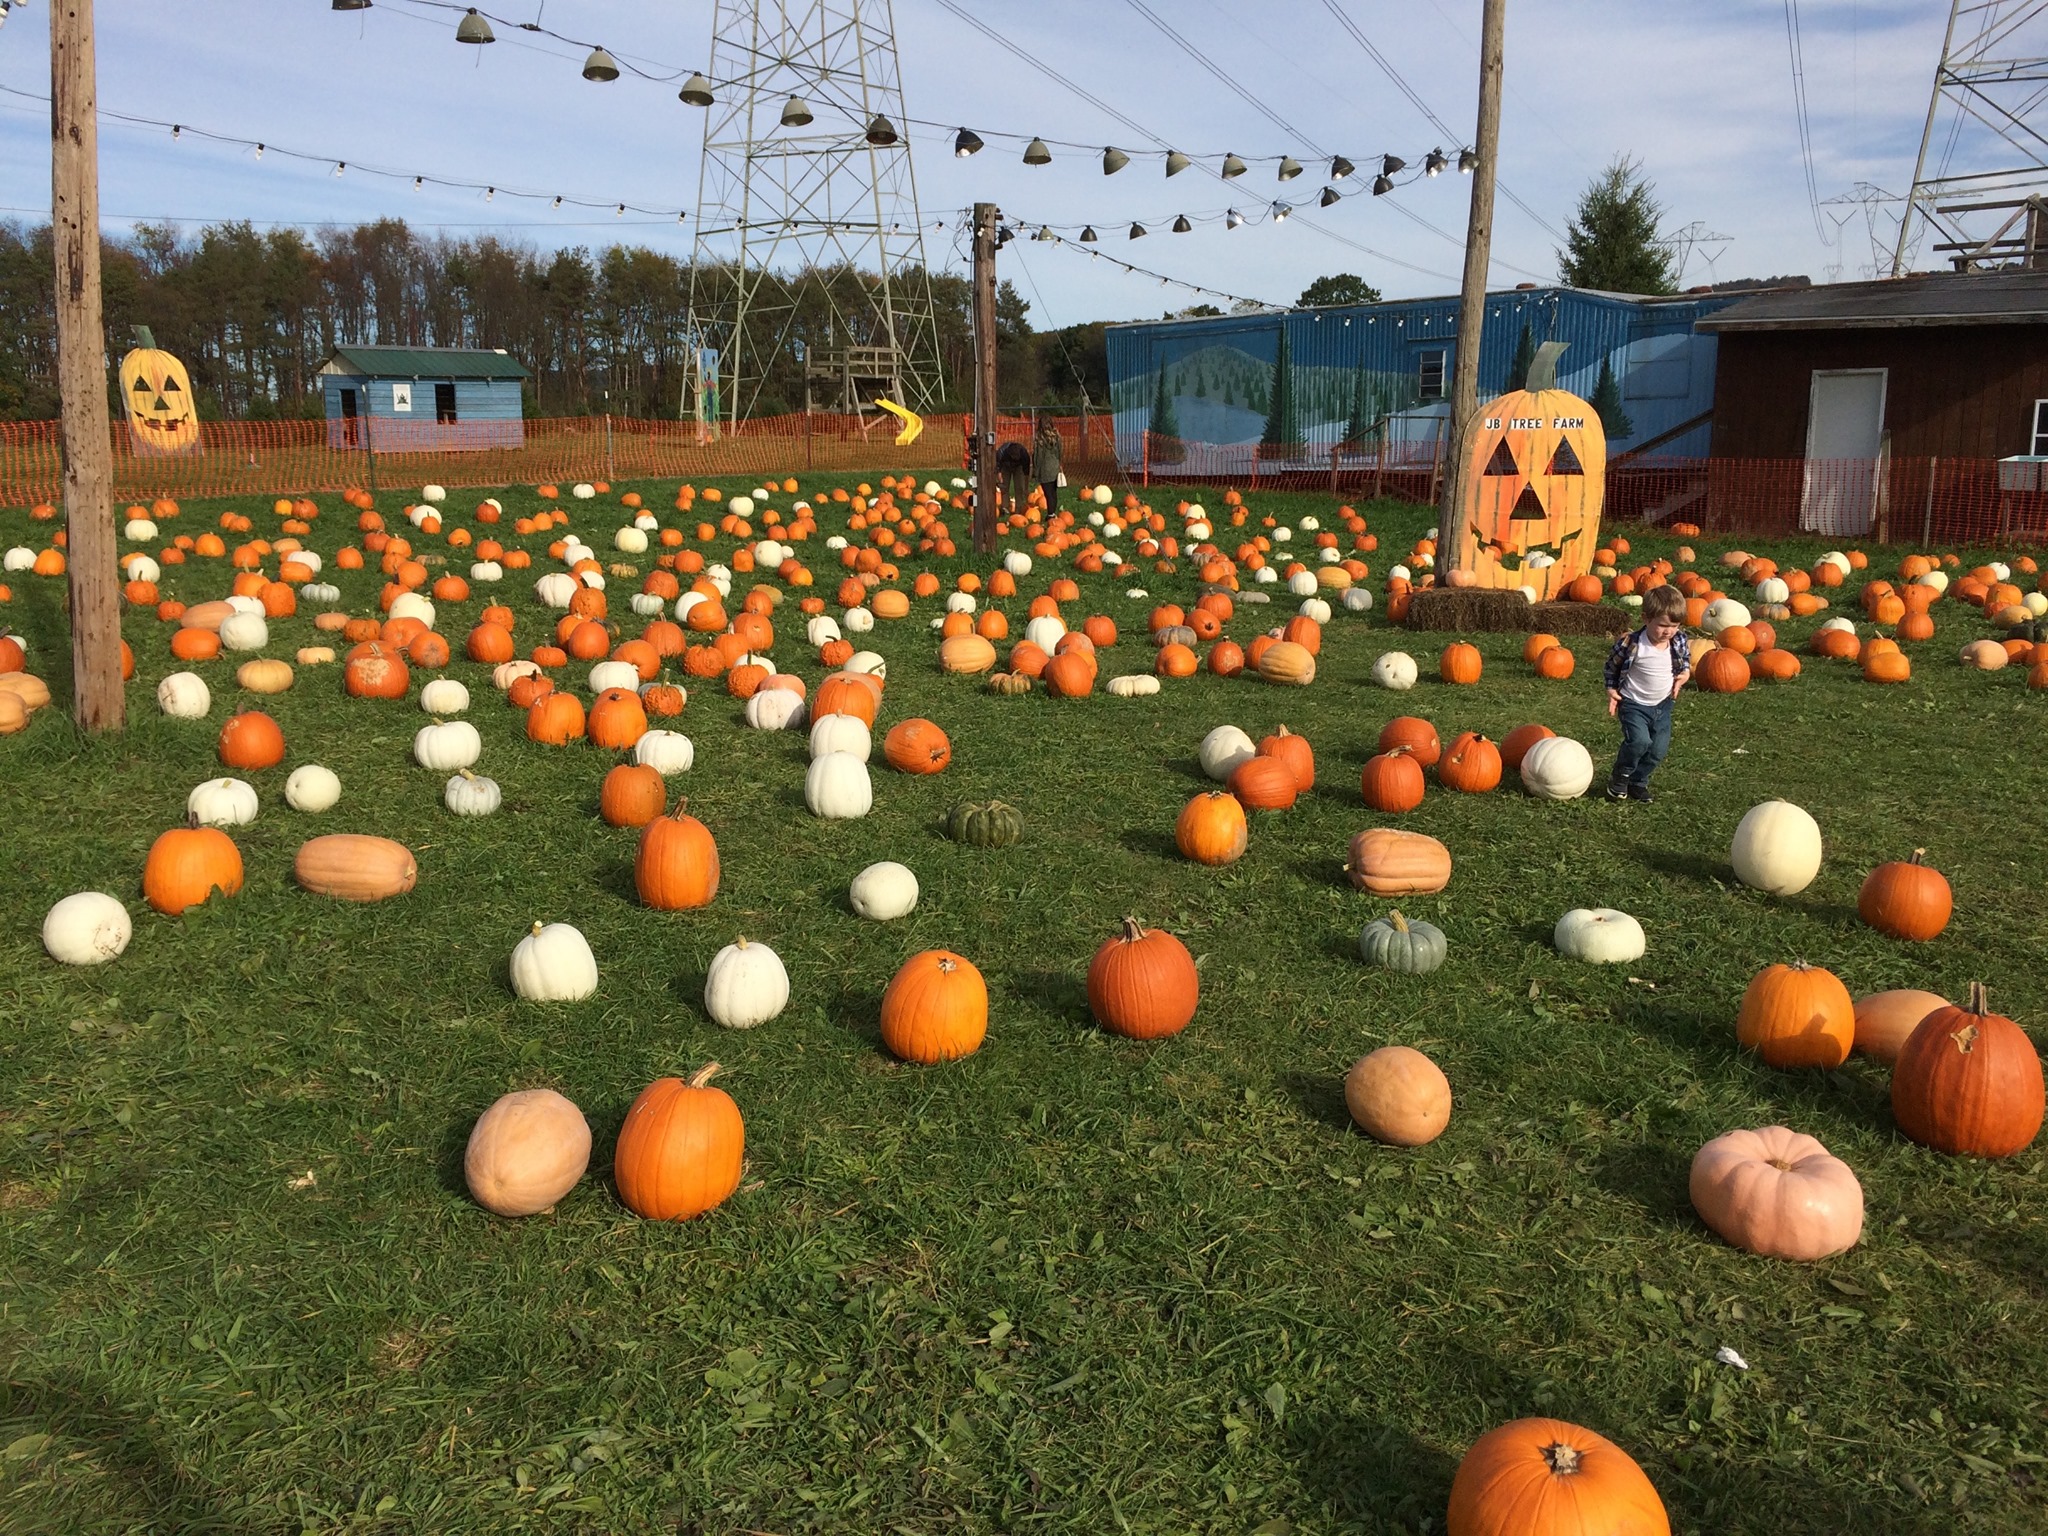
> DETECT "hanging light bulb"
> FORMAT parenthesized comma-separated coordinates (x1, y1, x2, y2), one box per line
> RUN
(615, 203, 626, 217)
(678, 72, 715, 106)
(1128, 222, 1147, 239)
(1277, 156, 1303, 182)
(1457, 147, 1478, 174)
(1272, 202, 1291, 223)
(1023, 137, 1052, 166)
(677, 211, 687, 223)
(1330, 155, 1354, 181)
(1220, 153, 1247, 179)
(1318, 186, 1340, 208)
(552, 195, 563, 208)
(413, 176, 423, 191)
(1079, 225, 1097, 243)
(455, 8, 494, 44)
(171, 124, 181, 140)
(333, 162, 347, 176)
(953, 128, 983, 157)
(1424, 148, 1447, 177)
(253, 143, 264, 160)
(1381, 154, 1406, 178)
(1103, 146, 1130, 176)
(1226, 208, 1244, 230)
(1172, 215, 1192, 233)
(864, 115, 898, 146)
(780, 95, 814, 127)
(485, 186, 496, 201)
(1165, 150, 1191, 177)
(582, 46, 620, 82)
(1371, 173, 1393, 196)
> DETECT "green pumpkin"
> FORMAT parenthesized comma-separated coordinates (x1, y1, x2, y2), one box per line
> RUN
(1357, 910, 1446, 974)
(947, 799, 1024, 848)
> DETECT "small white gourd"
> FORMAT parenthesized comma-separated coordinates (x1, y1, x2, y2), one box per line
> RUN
(445, 768, 503, 816)
(219, 612, 269, 652)
(809, 713, 871, 762)
(1106, 674, 1160, 697)
(413, 719, 482, 772)
(703, 937, 790, 1029)
(284, 764, 341, 813)
(634, 730, 695, 774)
(849, 861, 918, 920)
(509, 921, 597, 1002)
(42, 891, 132, 965)
(1519, 736, 1595, 800)
(1554, 908, 1647, 964)
(1371, 651, 1419, 691)
(187, 777, 259, 827)
(744, 688, 805, 731)
(157, 671, 211, 719)
(1198, 724, 1256, 782)
(419, 678, 470, 715)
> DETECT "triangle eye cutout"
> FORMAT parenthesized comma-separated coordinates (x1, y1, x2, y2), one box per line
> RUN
(162, 377, 183, 392)
(1481, 439, 1518, 477)
(1508, 483, 1549, 521)
(1545, 438, 1584, 476)
(131, 376, 153, 392)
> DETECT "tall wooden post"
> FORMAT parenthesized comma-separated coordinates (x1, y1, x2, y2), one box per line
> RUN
(970, 202, 999, 554)
(1436, 0, 1507, 570)
(52, 0, 123, 730)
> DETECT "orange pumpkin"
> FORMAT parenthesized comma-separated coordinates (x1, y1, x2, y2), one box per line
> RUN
(218, 710, 285, 771)
(599, 763, 666, 827)
(635, 800, 720, 909)
(142, 826, 245, 915)
(882, 717, 952, 775)
(880, 950, 988, 1063)
(613, 1065, 745, 1221)
(1446, 1418, 1669, 1536)
(1086, 918, 1198, 1040)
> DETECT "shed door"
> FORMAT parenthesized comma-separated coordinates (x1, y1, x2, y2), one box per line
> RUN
(1801, 369, 1886, 535)
(435, 383, 458, 424)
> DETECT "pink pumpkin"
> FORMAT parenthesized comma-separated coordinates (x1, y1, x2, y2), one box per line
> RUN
(1689, 1125, 1863, 1261)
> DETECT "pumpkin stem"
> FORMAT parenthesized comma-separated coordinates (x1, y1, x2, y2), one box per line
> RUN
(1525, 340, 1570, 393)
(1910, 848, 1928, 866)
(734, 935, 749, 949)
(1968, 980, 1988, 1016)
(529, 920, 544, 936)
(1541, 1441, 1582, 1477)
(1389, 911, 1408, 933)
(1121, 917, 1145, 943)
(688, 1061, 723, 1088)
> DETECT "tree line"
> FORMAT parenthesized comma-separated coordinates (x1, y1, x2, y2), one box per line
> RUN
(0, 217, 1112, 423)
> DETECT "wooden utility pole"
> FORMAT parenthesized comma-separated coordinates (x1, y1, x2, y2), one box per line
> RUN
(969, 201, 999, 554)
(1436, 0, 1507, 571)
(51, 0, 123, 730)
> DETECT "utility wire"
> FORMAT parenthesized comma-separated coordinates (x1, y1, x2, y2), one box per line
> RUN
(1781, 0, 1830, 241)
(1116, 0, 1328, 158)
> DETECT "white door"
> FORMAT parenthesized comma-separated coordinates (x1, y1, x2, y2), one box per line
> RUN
(1801, 369, 1886, 534)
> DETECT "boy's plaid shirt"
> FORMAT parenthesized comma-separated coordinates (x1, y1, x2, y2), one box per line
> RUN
(1603, 628, 1692, 693)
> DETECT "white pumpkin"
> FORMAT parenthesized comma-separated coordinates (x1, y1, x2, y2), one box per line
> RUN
(1819, 617, 1856, 634)
(219, 612, 269, 652)
(634, 730, 695, 774)
(844, 651, 886, 678)
(123, 518, 158, 543)
(301, 581, 341, 605)
(629, 592, 666, 618)
(613, 525, 649, 553)
(1002, 549, 1033, 577)
(1554, 908, 1647, 964)
(744, 687, 806, 731)
(804, 752, 873, 819)
(571, 483, 596, 500)
(42, 891, 133, 966)
(187, 777, 259, 828)
(729, 494, 756, 518)
(1092, 484, 1114, 506)
(414, 719, 482, 771)
(469, 561, 504, 583)
(157, 671, 212, 719)
(1288, 571, 1319, 597)
(509, 921, 597, 1002)
(849, 861, 918, 920)
(809, 713, 871, 762)
(703, 937, 790, 1029)
(1916, 569, 1949, 595)
(419, 678, 470, 715)
(2, 547, 35, 572)
(1701, 597, 1752, 635)
(125, 554, 161, 583)
(842, 606, 875, 633)
(388, 592, 435, 629)
(1297, 597, 1332, 624)
(806, 615, 843, 647)
(1340, 588, 1375, 613)
(421, 483, 447, 503)
(1198, 724, 1257, 781)
(492, 659, 540, 690)
(588, 660, 640, 694)
(224, 594, 264, 617)
(445, 768, 503, 816)
(1753, 576, 1790, 605)
(1818, 552, 1852, 577)
(1371, 651, 1419, 691)
(534, 572, 578, 609)
(1519, 736, 1595, 800)
(945, 591, 977, 614)
(284, 764, 341, 813)
(1024, 614, 1067, 652)
(1106, 674, 1161, 697)
(1730, 800, 1822, 895)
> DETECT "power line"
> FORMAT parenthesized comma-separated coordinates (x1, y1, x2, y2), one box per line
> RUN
(1781, 0, 1830, 241)
(1116, 0, 1329, 158)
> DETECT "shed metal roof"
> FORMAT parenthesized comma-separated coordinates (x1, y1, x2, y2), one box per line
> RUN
(1696, 271, 2048, 331)
(319, 346, 530, 379)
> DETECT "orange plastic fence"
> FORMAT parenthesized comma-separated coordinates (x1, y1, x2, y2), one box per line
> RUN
(0, 411, 974, 510)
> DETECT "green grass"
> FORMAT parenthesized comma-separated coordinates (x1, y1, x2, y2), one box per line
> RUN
(2, 478, 2047, 1535)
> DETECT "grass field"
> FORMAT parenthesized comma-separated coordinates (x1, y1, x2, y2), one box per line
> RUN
(2, 477, 2046, 1535)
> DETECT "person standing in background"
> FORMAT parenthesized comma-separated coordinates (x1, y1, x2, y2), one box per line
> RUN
(1032, 417, 1062, 516)
(996, 439, 1032, 515)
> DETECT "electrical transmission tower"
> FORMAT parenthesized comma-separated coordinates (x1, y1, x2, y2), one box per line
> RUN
(685, 0, 945, 427)
(1893, 0, 2048, 274)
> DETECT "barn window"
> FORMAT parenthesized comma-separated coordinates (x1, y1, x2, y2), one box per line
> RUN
(1417, 348, 1447, 400)
(2034, 399, 2048, 455)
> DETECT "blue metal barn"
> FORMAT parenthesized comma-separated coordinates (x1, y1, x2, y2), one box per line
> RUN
(318, 346, 528, 451)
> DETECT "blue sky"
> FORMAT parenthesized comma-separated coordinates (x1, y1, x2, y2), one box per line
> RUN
(0, 1, 1963, 326)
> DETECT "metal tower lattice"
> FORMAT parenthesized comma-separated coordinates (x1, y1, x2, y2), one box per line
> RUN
(686, 0, 945, 425)
(1893, 0, 2048, 273)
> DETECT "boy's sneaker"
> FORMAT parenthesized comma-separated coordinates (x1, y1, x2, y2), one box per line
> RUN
(1603, 782, 1629, 803)
(1627, 784, 1654, 803)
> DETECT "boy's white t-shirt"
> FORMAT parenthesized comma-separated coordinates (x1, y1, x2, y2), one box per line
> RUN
(1621, 635, 1675, 705)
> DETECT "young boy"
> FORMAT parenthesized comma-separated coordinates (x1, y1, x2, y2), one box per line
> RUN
(1602, 584, 1692, 803)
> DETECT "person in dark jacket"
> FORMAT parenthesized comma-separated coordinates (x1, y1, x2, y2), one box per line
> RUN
(1031, 418, 1062, 515)
(995, 439, 1032, 514)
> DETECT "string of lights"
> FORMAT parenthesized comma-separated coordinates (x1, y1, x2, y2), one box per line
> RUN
(1028, 226, 1278, 311)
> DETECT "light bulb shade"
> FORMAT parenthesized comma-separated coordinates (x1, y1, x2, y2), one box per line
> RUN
(679, 72, 715, 106)
(1172, 215, 1192, 232)
(953, 128, 983, 157)
(582, 47, 620, 82)
(1425, 148, 1447, 176)
(1128, 222, 1147, 240)
(1381, 154, 1406, 177)
(1037, 225, 1055, 241)
(1272, 202, 1291, 223)
(1103, 146, 1130, 176)
(331, 0, 373, 9)
(1023, 137, 1052, 166)
(1079, 225, 1097, 242)
(781, 95, 815, 127)
(1226, 208, 1244, 229)
(1319, 186, 1341, 208)
(1165, 150, 1191, 177)
(1330, 155, 1355, 181)
(1458, 147, 1478, 173)
(455, 8, 494, 43)
(1221, 153, 1247, 179)
(1278, 156, 1303, 182)
(1371, 174, 1394, 196)
(865, 114, 898, 146)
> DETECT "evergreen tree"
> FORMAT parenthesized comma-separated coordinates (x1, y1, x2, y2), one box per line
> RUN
(1589, 357, 1634, 439)
(1149, 364, 1182, 442)
(1504, 323, 1536, 393)
(1194, 371, 1207, 400)
(1557, 156, 1679, 295)
(1260, 327, 1303, 448)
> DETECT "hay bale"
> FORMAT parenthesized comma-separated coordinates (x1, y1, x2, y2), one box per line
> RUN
(1403, 588, 1632, 636)
(1532, 601, 1633, 636)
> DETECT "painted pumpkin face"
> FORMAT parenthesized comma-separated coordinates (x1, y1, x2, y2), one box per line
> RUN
(119, 338, 200, 454)
(1456, 348, 1605, 600)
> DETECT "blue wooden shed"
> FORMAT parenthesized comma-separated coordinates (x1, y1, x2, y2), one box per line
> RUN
(317, 346, 528, 451)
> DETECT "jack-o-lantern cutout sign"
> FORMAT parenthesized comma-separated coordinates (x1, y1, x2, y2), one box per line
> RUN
(1455, 340, 1605, 600)
(119, 326, 200, 455)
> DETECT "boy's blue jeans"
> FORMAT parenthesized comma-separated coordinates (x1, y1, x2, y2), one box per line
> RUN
(1611, 697, 1673, 790)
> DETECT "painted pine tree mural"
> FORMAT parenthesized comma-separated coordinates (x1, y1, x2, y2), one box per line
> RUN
(1340, 357, 1374, 449)
(1589, 356, 1633, 440)
(1149, 364, 1185, 463)
(1260, 328, 1303, 449)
